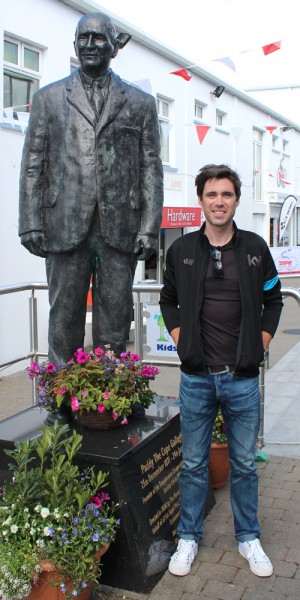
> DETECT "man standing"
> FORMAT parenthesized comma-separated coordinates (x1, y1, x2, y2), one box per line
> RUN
(160, 164, 282, 577)
(19, 11, 163, 364)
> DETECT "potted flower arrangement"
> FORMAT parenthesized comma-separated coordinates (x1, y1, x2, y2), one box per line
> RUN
(0, 423, 120, 600)
(28, 347, 160, 430)
(208, 408, 230, 489)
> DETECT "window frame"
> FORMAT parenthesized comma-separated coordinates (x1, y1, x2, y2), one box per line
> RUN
(3, 34, 42, 117)
(157, 95, 173, 165)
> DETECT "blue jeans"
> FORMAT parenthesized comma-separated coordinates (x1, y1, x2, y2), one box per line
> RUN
(178, 370, 261, 543)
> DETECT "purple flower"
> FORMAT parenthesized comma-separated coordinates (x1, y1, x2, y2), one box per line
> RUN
(92, 532, 99, 542)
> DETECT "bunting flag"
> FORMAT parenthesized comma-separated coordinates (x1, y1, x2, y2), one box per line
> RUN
(231, 127, 243, 142)
(214, 57, 236, 72)
(196, 125, 210, 145)
(132, 79, 152, 94)
(160, 122, 172, 141)
(170, 68, 192, 81)
(262, 41, 281, 55)
(265, 126, 277, 134)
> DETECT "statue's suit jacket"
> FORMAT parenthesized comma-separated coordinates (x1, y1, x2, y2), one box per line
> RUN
(19, 69, 163, 255)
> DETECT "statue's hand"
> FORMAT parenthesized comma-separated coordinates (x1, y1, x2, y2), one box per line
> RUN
(21, 231, 48, 258)
(134, 234, 158, 261)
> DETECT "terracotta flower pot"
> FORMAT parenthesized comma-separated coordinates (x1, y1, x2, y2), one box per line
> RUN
(208, 443, 230, 489)
(28, 545, 110, 600)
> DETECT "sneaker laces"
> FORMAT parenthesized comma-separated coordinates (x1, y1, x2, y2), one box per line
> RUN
(244, 539, 270, 564)
(172, 540, 195, 563)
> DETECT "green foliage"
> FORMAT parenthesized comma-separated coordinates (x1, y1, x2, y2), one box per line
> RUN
(211, 408, 228, 445)
(0, 424, 120, 599)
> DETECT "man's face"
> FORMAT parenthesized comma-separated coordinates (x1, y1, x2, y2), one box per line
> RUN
(74, 14, 117, 77)
(198, 178, 239, 228)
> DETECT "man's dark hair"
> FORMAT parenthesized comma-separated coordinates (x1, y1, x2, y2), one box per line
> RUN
(195, 164, 242, 200)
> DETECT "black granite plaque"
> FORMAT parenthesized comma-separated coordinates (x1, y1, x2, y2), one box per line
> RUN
(74, 395, 215, 592)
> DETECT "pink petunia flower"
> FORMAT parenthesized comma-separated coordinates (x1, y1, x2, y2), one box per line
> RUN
(94, 347, 104, 357)
(46, 363, 56, 373)
(59, 387, 67, 395)
(90, 495, 103, 507)
(112, 411, 119, 421)
(102, 391, 110, 400)
(140, 365, 160, 378)
(71, 395, 80, 411)
(97, 404, 105, 413)
(121, 417, 128, 425)
(75, 351, 89, 364)
(129, 353, 141, 362)
(81, 390, 88, 398)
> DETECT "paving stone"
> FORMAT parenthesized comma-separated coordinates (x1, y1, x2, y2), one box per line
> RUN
(191, 563, 237, 585)
(273, 559, 298, 577)
(273, 576, 300, 597)
(201, 580, 245, 600)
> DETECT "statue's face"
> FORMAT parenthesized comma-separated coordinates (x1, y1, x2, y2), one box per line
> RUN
(74, 14, 117, 77)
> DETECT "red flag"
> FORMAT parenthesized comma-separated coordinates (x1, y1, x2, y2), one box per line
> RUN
(262, 41, 281, 55)
(196, 125, 210, 145)
(170, 68, 192, 81)
(265, 126, 277, 134)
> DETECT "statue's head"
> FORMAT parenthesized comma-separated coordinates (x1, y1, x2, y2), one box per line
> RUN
(74, 12, 118, 78)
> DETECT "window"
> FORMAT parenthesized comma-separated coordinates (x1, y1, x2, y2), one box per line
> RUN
(3, 36, 41, 117)
(283, 139, 289, 154)
(194, 101, 206, 120)
(272, 135, 278, 149)
(157, 96, 172, 163)
(215, 110, 227, 128)
(253, 129, 263, 200)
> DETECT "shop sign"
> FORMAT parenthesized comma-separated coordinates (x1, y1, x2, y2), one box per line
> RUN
(161, 206, 201, 228)
(270, 246, 300, 277)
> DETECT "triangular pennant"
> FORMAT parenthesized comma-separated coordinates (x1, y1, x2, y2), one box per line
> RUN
(262, 41, 281, 55)
(132, 79, 152, 95)
(214, 57, 236, 72)
(265, 126, 277, 134)
(3, 107, 14, 119)
(170, 69, 192, 81)
(196, 125, 210, 145)
(160, 122, 172, 141)
(231, 127, 243, 142)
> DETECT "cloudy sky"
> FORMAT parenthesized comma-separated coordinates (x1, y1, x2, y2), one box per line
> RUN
(92, 0, 300, 90)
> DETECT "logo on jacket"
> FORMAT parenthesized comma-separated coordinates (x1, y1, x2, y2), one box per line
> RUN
(247, 254, 262, 267)
(183, 258, 194, 265)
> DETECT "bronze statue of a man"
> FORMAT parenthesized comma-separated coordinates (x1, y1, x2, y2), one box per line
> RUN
(19, 12, 163, 364)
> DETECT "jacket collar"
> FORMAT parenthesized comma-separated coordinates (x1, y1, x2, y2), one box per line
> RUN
(66, 68, 127, 131)
(199, 220, 239, 247)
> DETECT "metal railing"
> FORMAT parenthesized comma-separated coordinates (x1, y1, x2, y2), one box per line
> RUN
(1, 281, 300, 445)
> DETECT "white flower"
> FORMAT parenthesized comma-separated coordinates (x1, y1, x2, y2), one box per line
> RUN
(43, 526, 51, 536)
(2, 530, 8, 536)
(24, 523, 30, 529)
(2, 516, 12, 526)
(10, 524, 18, 533)
(40, 507, 50, 519)
(34, 504, 42, 513)
(30, 528, 35, 535)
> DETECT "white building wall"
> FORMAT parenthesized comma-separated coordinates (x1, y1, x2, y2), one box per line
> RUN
(1, 0, 300, 374)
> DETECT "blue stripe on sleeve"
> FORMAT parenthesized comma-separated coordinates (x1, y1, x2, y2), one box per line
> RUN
(263, 275, 279, 291)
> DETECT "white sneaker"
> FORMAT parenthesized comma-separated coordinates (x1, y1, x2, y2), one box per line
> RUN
(168, 539, 198, 576)
(239, 539, 273, 577)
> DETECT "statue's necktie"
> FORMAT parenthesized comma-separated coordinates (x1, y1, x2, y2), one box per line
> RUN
(90, 82, 104, 117)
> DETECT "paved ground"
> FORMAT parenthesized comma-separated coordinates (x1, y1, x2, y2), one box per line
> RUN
(1, 277, 300, 599)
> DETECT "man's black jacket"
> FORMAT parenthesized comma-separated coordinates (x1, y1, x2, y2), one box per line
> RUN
(160, 222, 283, 377)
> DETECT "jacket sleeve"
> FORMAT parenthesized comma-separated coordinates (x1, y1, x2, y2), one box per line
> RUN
(19, 90, 47, 236)
(261, 244, 283, 337)
(159, 244, 181, 334)
(138, 95, 163, 238)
